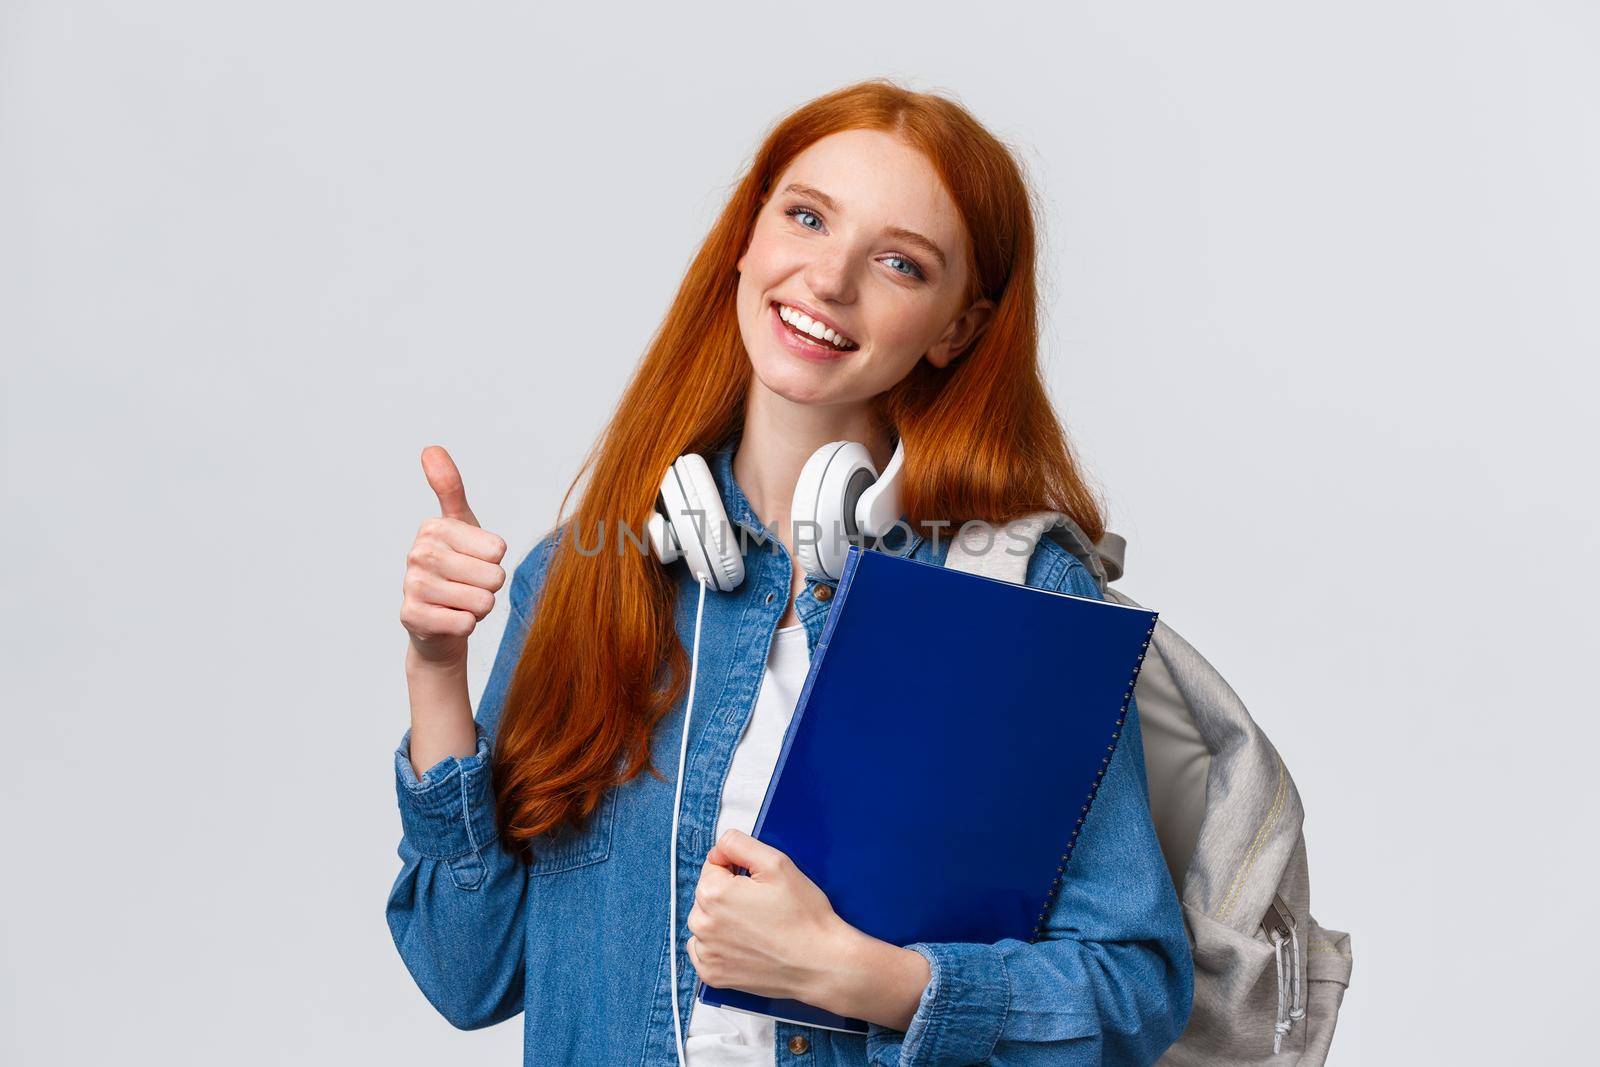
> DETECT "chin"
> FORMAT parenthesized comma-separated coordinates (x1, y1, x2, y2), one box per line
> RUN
(747, 349, 843, 406)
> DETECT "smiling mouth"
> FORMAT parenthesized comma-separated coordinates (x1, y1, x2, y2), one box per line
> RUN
(771, 300, 859, 352)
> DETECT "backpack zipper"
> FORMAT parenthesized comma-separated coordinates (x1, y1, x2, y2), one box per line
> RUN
(1262, 893, 1306, 1053)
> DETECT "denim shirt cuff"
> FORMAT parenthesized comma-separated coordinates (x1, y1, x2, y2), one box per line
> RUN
(393, 723, 498, 861)
(865, 941, 1010, 1066)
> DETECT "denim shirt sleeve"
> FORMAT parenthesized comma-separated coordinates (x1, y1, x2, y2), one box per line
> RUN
(865, 559, 1195, 1066)
(384, 527, 563, 1030)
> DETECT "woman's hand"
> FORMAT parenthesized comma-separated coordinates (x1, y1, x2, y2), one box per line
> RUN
(686, 830, 933, 1029)
(400, 445, 509, 669)
(686, 829, 853, 1004)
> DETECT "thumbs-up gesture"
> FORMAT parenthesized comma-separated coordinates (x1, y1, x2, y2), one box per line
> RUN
(400, 445, 509, 667)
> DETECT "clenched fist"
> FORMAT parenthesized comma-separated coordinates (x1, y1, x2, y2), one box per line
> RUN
(400, 446, 509, 668)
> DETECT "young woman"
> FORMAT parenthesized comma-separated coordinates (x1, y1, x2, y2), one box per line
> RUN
(389, 79, 1194, 1066)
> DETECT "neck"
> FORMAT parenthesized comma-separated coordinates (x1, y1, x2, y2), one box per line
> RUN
(731, 382, 895, 542)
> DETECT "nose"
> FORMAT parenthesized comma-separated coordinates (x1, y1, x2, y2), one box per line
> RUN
(802, 242, 857, 305)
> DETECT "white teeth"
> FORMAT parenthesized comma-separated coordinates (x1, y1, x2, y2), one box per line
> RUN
(777, 303, 855, 350)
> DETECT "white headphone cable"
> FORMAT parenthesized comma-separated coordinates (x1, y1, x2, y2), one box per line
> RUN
(669, 573, 710, 1067)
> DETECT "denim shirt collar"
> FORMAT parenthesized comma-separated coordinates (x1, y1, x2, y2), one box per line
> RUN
(705, 438, 924, 577)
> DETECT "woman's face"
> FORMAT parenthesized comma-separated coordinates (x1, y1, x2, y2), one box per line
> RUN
(735, 128, 993, 409)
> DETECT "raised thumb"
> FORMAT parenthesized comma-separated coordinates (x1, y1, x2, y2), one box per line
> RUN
(421, 445, 481, 527)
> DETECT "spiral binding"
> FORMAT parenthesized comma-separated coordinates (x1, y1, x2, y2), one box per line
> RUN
(1028, 617, 1159, 943)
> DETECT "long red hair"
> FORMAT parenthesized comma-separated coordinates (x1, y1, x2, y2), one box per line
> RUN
(493, 77, 1108, 859)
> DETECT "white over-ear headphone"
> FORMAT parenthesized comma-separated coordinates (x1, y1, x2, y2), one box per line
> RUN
(647, 435, 905, 1066)
(648, 436, 906, 587)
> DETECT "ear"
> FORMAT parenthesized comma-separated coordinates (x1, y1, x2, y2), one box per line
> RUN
(926, 298, 996, 369)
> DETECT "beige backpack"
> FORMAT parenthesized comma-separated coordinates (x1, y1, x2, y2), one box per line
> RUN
(945, 512, 1355, 1064)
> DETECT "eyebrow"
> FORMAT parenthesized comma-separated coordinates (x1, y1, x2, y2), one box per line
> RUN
(781, 182, 949, 272)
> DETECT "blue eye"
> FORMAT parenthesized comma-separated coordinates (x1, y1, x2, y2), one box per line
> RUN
(785, 205, 824, 231)
(884, 254, 925, 281)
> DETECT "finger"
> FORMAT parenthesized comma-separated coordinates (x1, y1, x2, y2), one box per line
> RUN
(699, 855, 737, 885)
(412, 538, 507, 592)
(422, 445, 481, 528)
(424, 517, 508, 565)
(409, 574, 496, 620)
(399, 601, 477, 639)
(706, 829, 787, 879)
(686, 936, 702, 973)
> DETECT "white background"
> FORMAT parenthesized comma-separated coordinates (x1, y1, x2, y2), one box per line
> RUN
(4, 2, 1595, 1063)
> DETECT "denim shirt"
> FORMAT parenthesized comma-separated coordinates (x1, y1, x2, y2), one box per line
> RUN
(387, 443, 1194, 1066)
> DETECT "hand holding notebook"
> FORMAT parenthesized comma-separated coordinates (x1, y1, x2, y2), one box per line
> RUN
(696, 543, 1159, 1033)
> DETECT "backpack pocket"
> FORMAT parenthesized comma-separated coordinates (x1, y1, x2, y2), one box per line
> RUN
(1299, 918, 1353, 1064)
(1165, 902, 1307, 1065)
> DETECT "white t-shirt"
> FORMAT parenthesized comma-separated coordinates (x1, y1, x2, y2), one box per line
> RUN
(685, 621, 811, 1065)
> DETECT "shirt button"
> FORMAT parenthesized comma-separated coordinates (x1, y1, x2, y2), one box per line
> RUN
(787, 1034, 811, 1055)
(814, 585, 833, 603)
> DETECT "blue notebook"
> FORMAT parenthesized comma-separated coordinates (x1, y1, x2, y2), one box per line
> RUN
(696, 543, 1159, 1033)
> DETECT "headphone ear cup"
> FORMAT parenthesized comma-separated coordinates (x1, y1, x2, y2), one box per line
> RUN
(646, 509, 680, 564)
(854, 435, 906, 538)
(791, 441, 878, 581)
(659, 454, 744, 592)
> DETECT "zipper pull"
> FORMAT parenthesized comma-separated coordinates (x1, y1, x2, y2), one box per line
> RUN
(1263, 894, 1304, 1052)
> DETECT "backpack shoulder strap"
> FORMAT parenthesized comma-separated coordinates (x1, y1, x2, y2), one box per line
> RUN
(943, 509, 1125, 592)
(1093, 530, 1126, 584)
